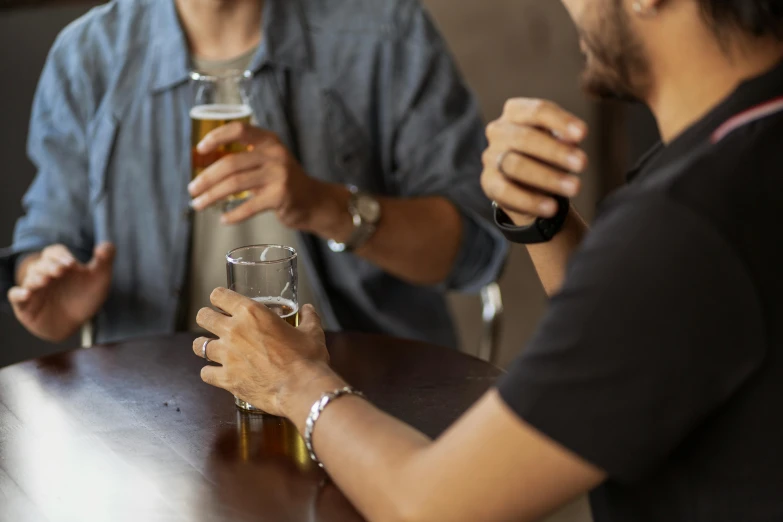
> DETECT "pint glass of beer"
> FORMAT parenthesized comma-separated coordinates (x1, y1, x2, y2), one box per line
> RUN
(227, 245, 299, 413)
(190, 70, 253, 209)
(236, 412, 313, 471)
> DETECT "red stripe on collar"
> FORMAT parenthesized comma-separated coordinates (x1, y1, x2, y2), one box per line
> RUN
(711, 95, 783, 143)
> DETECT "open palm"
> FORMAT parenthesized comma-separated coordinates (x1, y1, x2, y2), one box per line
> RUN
(8, 243, 115, 342)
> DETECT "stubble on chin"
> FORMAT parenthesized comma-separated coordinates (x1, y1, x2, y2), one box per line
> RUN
(575, 4, 650, 103)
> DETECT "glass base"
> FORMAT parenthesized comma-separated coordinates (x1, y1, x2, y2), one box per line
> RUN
(235, 396, 266, 414)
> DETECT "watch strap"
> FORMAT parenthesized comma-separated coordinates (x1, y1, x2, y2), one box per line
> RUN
(344, 214, 377, 251)
(494, 196, 570, 244)
(327, 189, 379, 253)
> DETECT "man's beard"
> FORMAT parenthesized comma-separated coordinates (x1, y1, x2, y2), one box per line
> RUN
(578, 0, 650, 103)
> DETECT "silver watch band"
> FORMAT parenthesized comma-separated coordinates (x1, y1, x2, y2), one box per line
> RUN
(344, 215, 377, 251)
(327, 188, 380, 253)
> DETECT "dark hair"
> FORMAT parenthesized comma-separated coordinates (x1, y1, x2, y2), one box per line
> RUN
(697, 0, 783, 39)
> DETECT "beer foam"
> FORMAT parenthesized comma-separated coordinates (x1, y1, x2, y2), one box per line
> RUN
(251, 296, 298, 317)
(190, 104, 253, 120)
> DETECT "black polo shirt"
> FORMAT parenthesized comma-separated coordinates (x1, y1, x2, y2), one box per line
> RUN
(500, 61, 783, 522)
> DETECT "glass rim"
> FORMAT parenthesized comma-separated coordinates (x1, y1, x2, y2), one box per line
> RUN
(189, 69, 252, 83)
(226, 244, 297, 266)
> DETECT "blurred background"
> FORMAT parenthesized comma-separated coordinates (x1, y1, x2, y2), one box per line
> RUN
(0, 0, 657, 369)
(0, 2, 659, 521)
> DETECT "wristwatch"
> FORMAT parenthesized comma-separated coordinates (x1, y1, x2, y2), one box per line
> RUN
(493, 196, 569, 244)
(327, 186, 382, 253)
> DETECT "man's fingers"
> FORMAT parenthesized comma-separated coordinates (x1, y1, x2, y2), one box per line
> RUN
(94, 242, 116, 260)
(9, 285, 47, 319)
(42, 245, 76, 267)
(197, 121, 248, 153)
(196, 122, 279, 154)
(299, 304, 322, 331)
(487, 122, 587, 173)
(200, 365, 225, 389)
(502, 98, 587, 142)
(188, 150, 264, 198)
(43, 259, 69, 279)
(191, 170, 267, 211)
(24, 271, 52, 291)
(196, 306, 231, 336)
(299, 304, 326, 343)
(8, 286, 32, 305)
(192, 336, 224, 364)
(481, 169, 558, 218)
(491, 150, 582, 198)
(220, 188, 281, 225)
(208, 287, 260, 317)
(88, 242, 116, 272)
(27, 257, 68, 282)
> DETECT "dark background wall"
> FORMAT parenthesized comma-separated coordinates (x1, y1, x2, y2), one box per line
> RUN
(0, 4, 95, 367)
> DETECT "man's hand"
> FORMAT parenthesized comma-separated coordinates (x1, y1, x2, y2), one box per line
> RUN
(193, 288, 342, 417)
(189, 123, 340, 228)
(481, 98, 588, 226)
(8, 243, 116, 342)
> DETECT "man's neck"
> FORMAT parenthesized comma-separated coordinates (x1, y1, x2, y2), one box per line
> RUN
(175, 0, 264, 60)
(647, 35, 783, 144)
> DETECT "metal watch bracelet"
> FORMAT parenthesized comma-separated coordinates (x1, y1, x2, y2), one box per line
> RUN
(304, 386, 365, 468)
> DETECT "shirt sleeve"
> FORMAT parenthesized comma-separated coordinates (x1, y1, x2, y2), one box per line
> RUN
(0, 39, 95, 298)
(385, 2, 508, 293)
(498, 194, 767, 482)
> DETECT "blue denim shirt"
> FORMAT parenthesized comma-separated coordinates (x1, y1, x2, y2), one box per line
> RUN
(1, 0, 507, 349)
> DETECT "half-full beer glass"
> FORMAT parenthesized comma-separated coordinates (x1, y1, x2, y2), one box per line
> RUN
(236, 412, 313, 471)
(190, 70, 253, 210)
(227, 245, 299, 412)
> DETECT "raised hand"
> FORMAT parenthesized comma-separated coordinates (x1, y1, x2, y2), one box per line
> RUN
(481, 98, 588, 226)
(188, 123, 328, 228)
(8, 243, 116, 342)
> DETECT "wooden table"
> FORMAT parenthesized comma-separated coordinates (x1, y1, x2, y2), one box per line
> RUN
(0, 332, 502, 521)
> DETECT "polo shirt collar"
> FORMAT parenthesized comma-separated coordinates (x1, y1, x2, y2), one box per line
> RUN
(150, 0, 313, 93)
(630, 58, 783, 181)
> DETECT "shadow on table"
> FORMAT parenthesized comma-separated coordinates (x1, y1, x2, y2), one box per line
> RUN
(202, 410, 364, 521)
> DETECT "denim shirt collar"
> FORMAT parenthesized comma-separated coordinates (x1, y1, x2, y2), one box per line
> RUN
(150, 0, 313, 93)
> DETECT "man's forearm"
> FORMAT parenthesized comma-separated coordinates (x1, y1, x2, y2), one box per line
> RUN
(508, 208, 588, 296)
(282, 367, 434, 522)
(528, 210, 588, 296)
(307, 183, 463, 286)
(281, 368, 601, 522)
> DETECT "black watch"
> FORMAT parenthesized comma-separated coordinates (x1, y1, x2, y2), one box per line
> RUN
(493, 197, 570, 244)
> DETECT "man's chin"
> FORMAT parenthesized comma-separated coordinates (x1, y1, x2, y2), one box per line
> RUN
(581, 74, 641, 104)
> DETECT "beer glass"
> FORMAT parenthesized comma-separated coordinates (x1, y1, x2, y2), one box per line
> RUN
(236, 412, 313, 471)
(190, 70, 253, 210)
(227, 245, 299, 412)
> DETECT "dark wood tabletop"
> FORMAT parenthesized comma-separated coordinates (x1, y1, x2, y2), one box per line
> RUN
(0, 332, 502, 522)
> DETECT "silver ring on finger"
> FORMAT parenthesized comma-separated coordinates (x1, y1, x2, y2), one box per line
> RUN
(202, 339, 214, 363)
(496, 150, 514, 176)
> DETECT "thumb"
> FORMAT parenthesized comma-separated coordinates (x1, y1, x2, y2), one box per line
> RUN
(88, 242, 116, 271)
(298, 304, 323, 334)
(8, 286, 32, 308)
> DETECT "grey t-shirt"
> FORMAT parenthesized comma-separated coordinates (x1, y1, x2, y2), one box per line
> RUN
(187, 48, 317, 330)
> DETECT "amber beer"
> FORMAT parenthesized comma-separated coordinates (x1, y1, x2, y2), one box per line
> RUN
(237, 412, 312, 470)
(190, 103, 253, 203)
(252, 297, 299, 327)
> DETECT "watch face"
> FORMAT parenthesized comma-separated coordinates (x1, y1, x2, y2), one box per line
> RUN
(356, 195, 381, 223)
